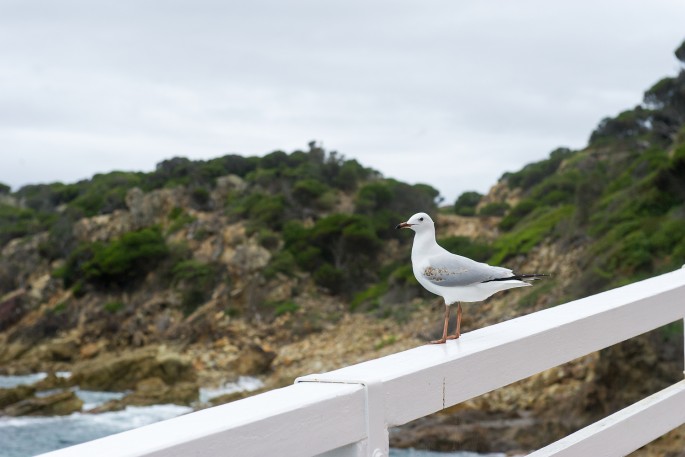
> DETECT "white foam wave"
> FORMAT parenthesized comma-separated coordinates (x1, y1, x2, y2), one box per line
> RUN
(0, 373, 48, 388)
(76, 389, 127, 410)
(0, 372, 71, 390)
(199, 376, 264, 403)
(0, 404, 192, 457)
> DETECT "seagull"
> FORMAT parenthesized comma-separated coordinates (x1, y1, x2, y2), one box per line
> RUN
(396, 212, 547, 344)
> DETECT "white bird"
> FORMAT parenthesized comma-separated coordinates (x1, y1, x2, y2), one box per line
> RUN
(396, 212, 547, 344)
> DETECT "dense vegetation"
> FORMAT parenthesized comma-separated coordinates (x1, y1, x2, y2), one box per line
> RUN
(451, 41, 685, 297)
(0, 142, 439, 316)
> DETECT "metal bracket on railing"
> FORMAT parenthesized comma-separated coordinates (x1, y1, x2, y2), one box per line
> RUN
(296, 374, 388, 457)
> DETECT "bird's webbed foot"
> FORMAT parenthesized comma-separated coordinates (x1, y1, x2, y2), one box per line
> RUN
(429, 338, 447, 344)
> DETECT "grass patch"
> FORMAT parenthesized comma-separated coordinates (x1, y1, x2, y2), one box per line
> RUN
(103, 301, 124, 313)
(350, 282, 389, 312)
(491, 205, 573, 265)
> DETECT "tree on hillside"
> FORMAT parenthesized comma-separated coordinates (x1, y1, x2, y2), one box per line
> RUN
(675, 39, 685, 64)
(453, 191, 482, 216)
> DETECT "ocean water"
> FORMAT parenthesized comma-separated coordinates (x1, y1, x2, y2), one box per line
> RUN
(0, 404, 193, 457)
(0, 374, 266, 457)
(198, 375, 264, 403)
(0, 374, 503, 457)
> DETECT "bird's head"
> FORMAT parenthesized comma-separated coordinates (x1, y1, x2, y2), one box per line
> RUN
(395, 212, 434, 233)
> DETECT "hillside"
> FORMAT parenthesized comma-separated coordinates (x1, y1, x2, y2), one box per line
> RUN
(0, 142, 443, 368)
(1, 41, 685, 455)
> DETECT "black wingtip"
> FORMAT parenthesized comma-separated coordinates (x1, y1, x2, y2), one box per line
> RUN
(518, 273, 550, 280)
(482, 273, 550, 283)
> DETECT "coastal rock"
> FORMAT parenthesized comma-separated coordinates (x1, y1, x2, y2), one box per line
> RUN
(436, 213, 500, 240)
(0, 233, 50, 296)
(0, 385, 36, 409)
(209, 386, 269, 407)
(126, 187, 184, 230)
(231, 344, 276, 375)
(79, 340, 107, 359)
(88, 377, 199, 412)
(217, 223, 272, 275)
(43, 336, 80, 362)
(0, 289, 29, 332)
(70, 346, 196, 391)
(391, 409, 531, 454)
(3, 390, 83, 416)
(73, 213, 130, 243)
(32, 372, 73, 391)
(0, 341, 31, 365)
(477, 179, 522, 210)
(216, 175, 247, 194)
(126, 377, 198, 406)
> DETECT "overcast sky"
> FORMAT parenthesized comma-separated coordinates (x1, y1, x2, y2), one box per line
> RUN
(1, 1, 684, 202)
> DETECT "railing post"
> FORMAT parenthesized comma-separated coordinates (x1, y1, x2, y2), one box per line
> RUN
(296, 375, 388, 457)
(365, 379, 388, 457)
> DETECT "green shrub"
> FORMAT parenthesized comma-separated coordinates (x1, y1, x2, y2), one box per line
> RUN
(351, 282, 388, 311)
(247, 194, 288, 229)
(263, 250, 297, 279)
(502, 148, 573, 191)
(499, 199, 538, 231)
(439, 236, 493, 262)
(61, 228, 168, 288)
(72, 281, 86, 298)
(190, 187, 211, 208)
(57, 243, 97, 288)
(313, 264, 345, 294)
(257, 229, 280, 251)
(50, 302, 68, 315)
(589, 108, 652, 144)
(67, 172, 142, 216)
(171, 259, 219, 315)
(270, 301, 300, 316)
(374, 334, 397, 350)
(84, 228, 168, 284)
(478, 202, 510, 217)
(454, 191, 482, 216)
(515, 279, 557, 310)
(104, 301, 124, 313)
(389, 264, 415, 285)
(491, 205, 573, 264)
(167, 208, 196, 234)
(292, 179, 329, 206)
(172, 259, 215, 282)
(0, 204, 49, 247)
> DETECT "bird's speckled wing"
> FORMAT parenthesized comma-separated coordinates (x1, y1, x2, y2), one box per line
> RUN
(421, 253, 512, 287)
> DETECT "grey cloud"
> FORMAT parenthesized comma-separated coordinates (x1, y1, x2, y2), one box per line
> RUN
(1, 0, 684, 201)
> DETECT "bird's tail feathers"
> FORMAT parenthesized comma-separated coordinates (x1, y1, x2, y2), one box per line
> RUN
(516, 273, 549, 281)
(482, 273, 549, 283)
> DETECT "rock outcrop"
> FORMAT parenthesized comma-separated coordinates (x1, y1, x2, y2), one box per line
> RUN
(0, 385, 36, 409)
(3, 390, 83, 416)
(70, 346, 196, 391)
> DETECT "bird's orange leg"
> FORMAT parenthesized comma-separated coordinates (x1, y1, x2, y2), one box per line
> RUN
(447, 303, 462, 340)
(430, 305, 450, 344)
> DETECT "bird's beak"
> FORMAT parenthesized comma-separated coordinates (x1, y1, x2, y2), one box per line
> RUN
(395, 222, 412, 229)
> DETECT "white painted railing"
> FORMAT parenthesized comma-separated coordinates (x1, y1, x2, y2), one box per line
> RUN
(39, 268, 685, 457)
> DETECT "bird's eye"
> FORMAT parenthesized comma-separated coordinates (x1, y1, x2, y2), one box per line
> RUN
(419, 217, 424, 221)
